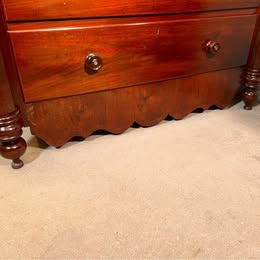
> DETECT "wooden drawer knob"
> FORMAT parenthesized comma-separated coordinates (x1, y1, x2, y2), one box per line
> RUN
(205, 40, 221, 55)
(85, 53, 103, 73)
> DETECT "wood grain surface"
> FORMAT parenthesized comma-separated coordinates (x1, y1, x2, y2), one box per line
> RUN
(26, 68, 241, 147)
(9, 14, 256, 102)
(2, 0, 260, 21)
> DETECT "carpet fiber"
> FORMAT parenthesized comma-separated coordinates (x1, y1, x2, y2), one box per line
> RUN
(0, 102, 260, 259)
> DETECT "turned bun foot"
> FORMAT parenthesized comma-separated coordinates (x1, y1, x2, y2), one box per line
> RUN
(0, 109, 27, 169)
(241, 86, 257, 110)
(1, 137, 26, 169)
(12, 158, 24, 169)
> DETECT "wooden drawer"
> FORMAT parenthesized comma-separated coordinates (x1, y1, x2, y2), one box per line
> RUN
(2, 0, 260, 21)
(9, 14, 257, 102)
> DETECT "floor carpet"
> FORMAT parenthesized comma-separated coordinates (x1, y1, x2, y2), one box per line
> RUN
(0, 101, 259, 259)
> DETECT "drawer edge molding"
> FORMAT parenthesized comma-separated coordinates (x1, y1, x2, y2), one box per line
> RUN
(2, 0, 260, 21)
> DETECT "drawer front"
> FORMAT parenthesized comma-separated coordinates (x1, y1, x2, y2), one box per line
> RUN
(3, 0, 260, 21)
(10, 15, 256, 102)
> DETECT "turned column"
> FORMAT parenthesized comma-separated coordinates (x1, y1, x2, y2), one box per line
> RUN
(0, 2, 26, 169)
(242, 12, 260, 110)
(0, 51, 26, 169)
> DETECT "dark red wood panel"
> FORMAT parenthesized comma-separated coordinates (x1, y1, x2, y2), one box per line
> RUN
(9, 14, 256, 102)
(2, 0, 260, 21)
(26, 68, 241, 147)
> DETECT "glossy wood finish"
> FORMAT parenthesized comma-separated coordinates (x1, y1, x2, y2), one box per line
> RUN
(242, 12, 260, 109)
(9, 14, 256, 102)
(0, 109, 26, 169)
(0, 49, 14, 114)
(0, 2, 26, 168)
(0, 48, 26, 169)
(26, 68, 241, 147)
(0, 1, 27, 123)
(241, 86, 258, 109)
(2, 0, 260, 21)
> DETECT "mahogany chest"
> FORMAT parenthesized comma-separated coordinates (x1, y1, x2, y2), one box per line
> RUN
(0, 0, 259, 168)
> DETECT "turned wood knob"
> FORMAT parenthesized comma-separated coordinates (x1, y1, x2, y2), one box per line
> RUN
(205, 40, 221, 55)
(85, 53, 103, 73)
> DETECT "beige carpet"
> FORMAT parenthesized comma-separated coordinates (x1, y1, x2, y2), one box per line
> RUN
(0, 101, 259, 259)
